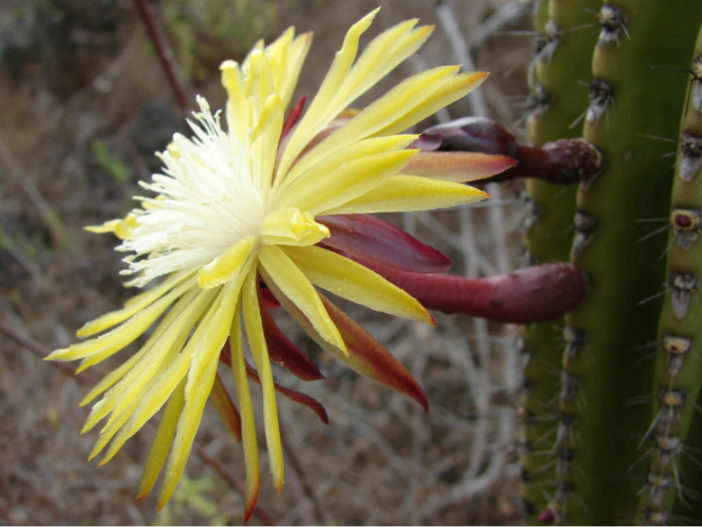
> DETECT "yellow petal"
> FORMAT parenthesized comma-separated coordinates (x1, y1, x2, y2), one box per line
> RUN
(261, 207, 329, 246)
(374, 71, 488, 137)
(84, 212, 140, 239)
(76, 270, 192, 338)
(220, 60, 250, 141)
(197, 235, 258, 290)
(258, 245, 346, 353)
(158, 270, 247, 507)
(95, 351, 191, 464)
(79, 342, 150, 407)
(278, 134, 414, 194)
(277, 8, 378, 176)
(291, 66, 459, 177)
(47, 279, 191, 365)
(89, 397, 139, 461)
(284, 245, 432, 323)
(323, 174, 489, 215)
(137, 377, 186, 500)
(229, 308, 260, 521)
(250, 94, 283, 145)
(90, 289, 216, 430)
(251, 93, 283, 193)
(280, 149, 417, 216)
(264, 28, 313, 109)
(332, 20, 431, 110)
(242, 272, 284, 492)
(91, 285, 224, 459)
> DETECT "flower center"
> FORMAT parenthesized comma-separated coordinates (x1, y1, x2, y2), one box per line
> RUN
(117, 99, 267, 287)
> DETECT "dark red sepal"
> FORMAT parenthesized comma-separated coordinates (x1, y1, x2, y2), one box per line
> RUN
(319, 214, 452, 273)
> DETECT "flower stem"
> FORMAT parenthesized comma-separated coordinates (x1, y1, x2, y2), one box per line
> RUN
(362, 260, 589, 323)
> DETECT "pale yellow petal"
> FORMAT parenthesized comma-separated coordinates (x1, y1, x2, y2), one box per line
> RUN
(278, 134, 414, 194)
(158, 271, 247, 507)
(197, 235, 258, 289)
(229, 309, 260, 519)
(284, 245, 432, 323)
(252, 93, 283, 194)
(291, 66, 459, 177)
(245, 48, 274, 114)
(280, 149, 417, 216)
(85, 212, 140, 240)
(220, 60, 250, 141)
(323, 174, 489, 215)
(258, 245, 345, 353)
(260, 207, 329, 246)
(326, 20, 431, 116)
(47, 279, 191, 365)
(264, 28, 312, 109)
(277, 8, 378, 175)
(242, 272, 283, 492)
(137, 377, 186, 500)
(374, 71, 488, 137)
(76, 270, 193, 338)
(89, 288, 216, 431)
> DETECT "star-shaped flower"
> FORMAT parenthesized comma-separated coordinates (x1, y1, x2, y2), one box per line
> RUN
(47, 9, 512, 519)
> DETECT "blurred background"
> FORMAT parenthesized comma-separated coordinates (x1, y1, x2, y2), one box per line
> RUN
(0, 0, 536, 524)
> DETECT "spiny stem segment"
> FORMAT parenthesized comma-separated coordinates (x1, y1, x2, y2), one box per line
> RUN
(562, 1, 702, 523)
(642, 21, 702, 523)
(520, 0, 601, 522)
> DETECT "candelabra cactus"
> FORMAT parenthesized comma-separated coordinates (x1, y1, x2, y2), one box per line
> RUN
(517, 1, 702, 524)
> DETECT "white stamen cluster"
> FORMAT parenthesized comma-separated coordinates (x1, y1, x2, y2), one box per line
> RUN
(118, 97, 266, 287)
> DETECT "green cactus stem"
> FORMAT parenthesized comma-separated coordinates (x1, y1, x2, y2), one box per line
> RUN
(642, 22, 702, 523)
(520, 0, 600, 521)
(557, 2, 702, 524)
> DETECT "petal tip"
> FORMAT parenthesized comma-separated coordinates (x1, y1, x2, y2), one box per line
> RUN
(44, 349, 65, 361)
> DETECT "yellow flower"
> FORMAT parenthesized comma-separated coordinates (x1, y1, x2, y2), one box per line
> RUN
(47, 9, 492, 519)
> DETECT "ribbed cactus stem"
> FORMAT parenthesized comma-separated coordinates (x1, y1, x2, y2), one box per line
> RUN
(559, 2, 702, 523)
(520, 0, 600, 522)
(642, 22, 702, 524)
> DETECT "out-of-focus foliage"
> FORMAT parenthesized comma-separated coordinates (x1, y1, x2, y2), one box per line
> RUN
(163, 0, 327, 83)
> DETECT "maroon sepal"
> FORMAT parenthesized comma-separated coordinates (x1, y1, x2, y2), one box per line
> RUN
(258, 296, 324, 382)
(245, 362, 329, 424)
(321, 296, 429, 412)
(281, 95, 307, 139)
(319, 214, 452, 273)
